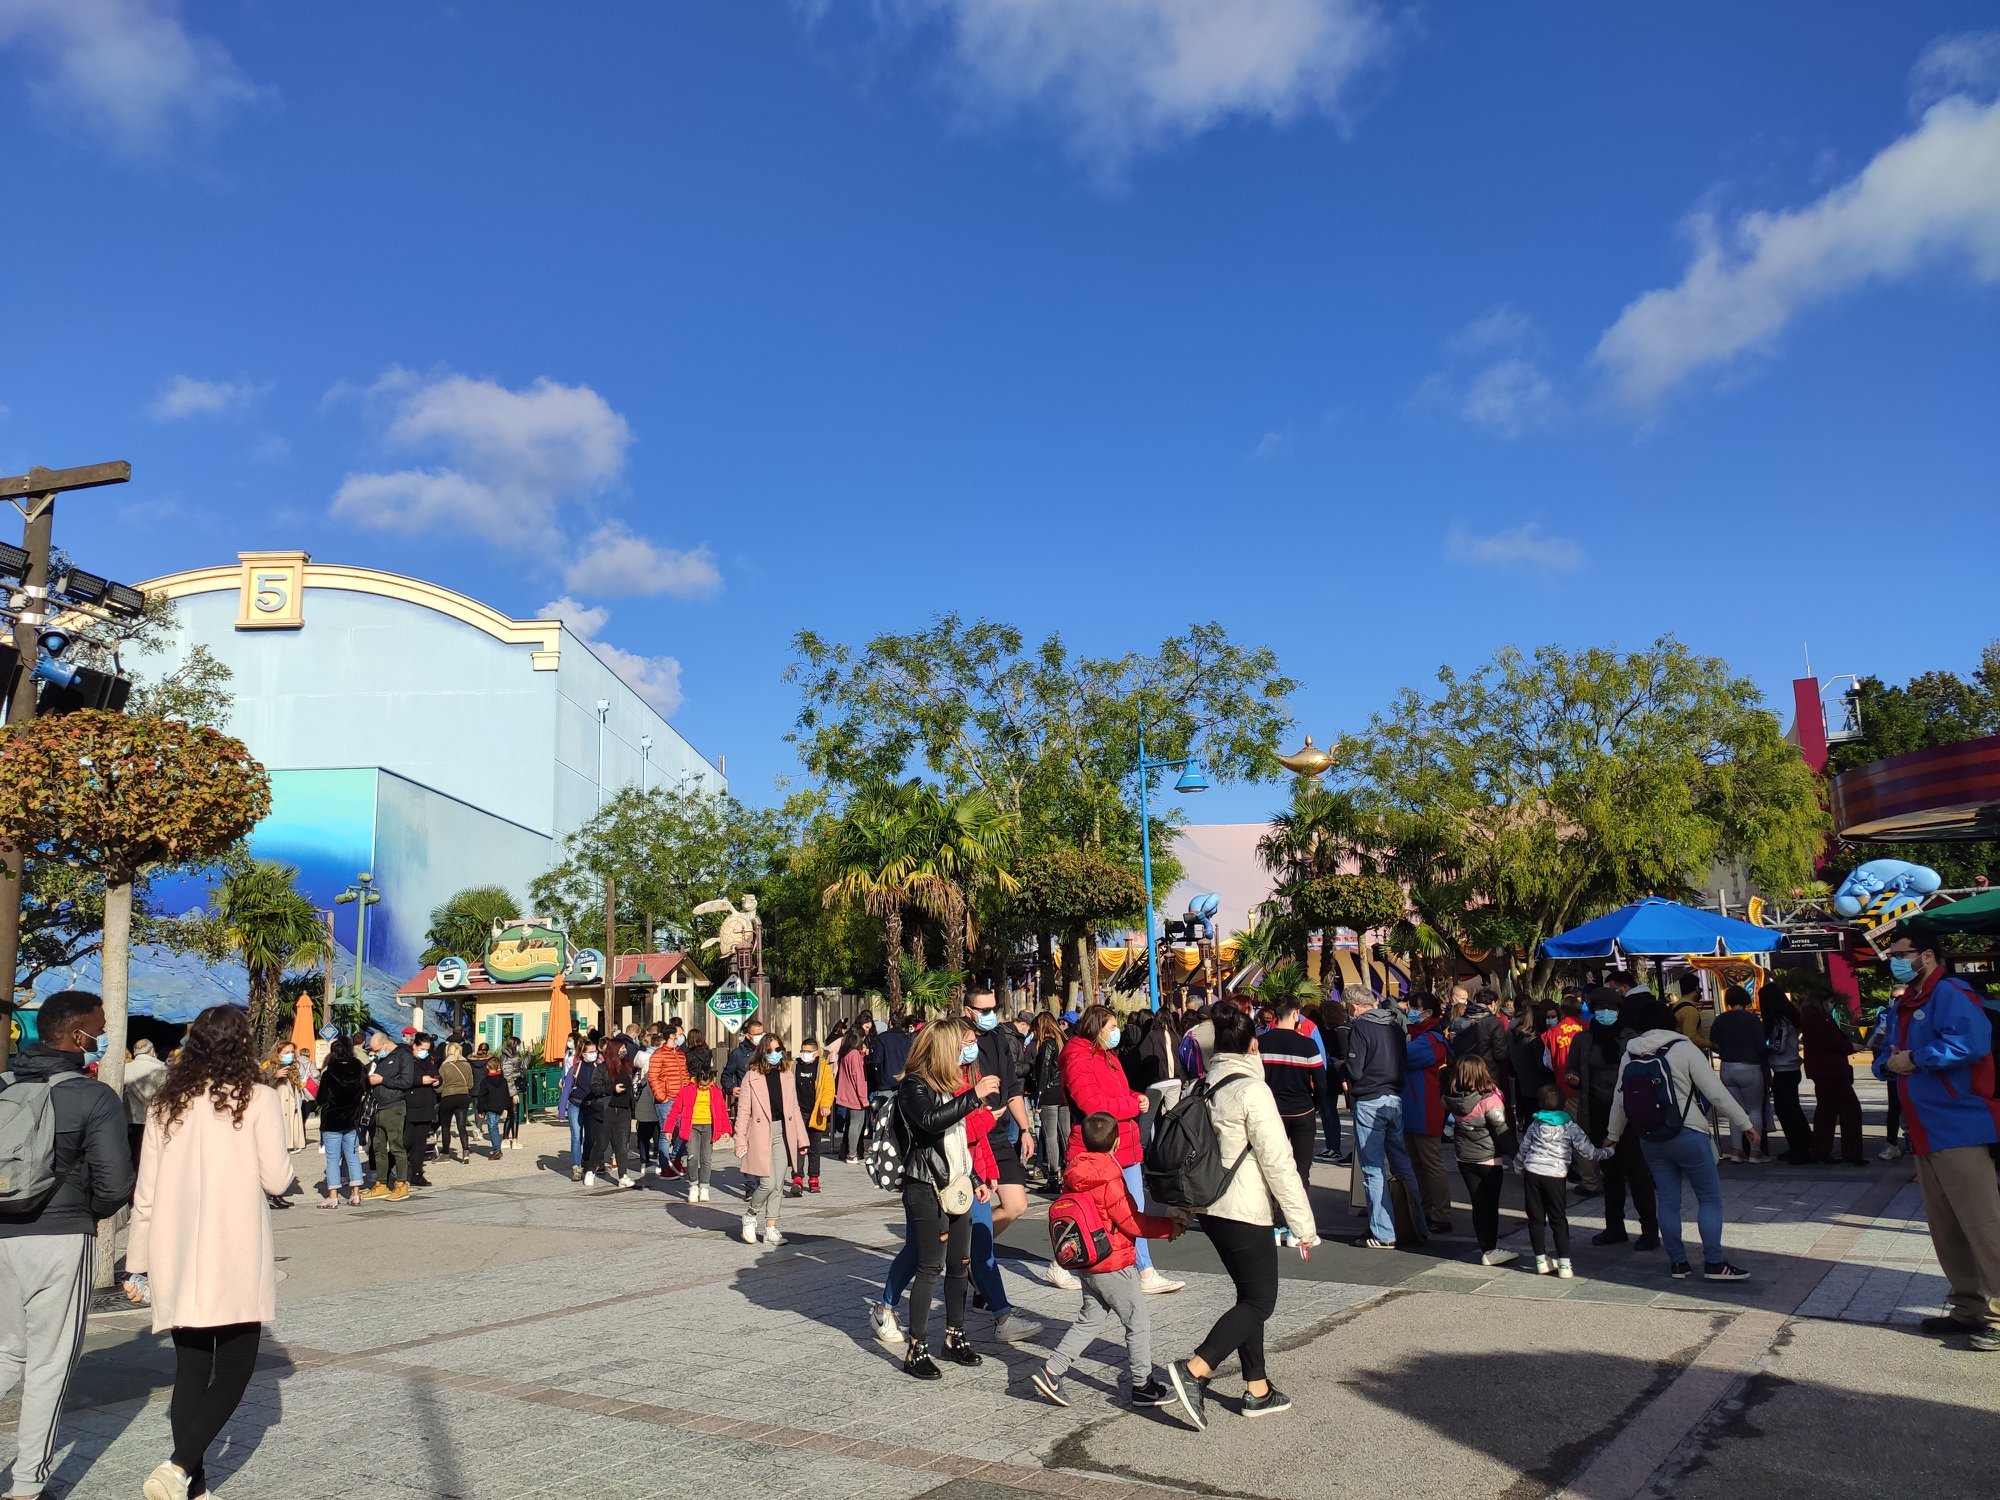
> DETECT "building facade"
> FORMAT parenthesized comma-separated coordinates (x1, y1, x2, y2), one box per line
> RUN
(137, 551, 723, 980)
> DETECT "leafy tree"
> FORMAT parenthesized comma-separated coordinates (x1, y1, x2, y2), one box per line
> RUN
(1824, 640, 2000, 888)
(1256, 783, 1377, 968)
(1341, 638, 1825, 992)
(1002, 845, 1147, 1005)
(422, 884, 523, 965)
(819, 780, 931, 1009)
(759, 847, 880, 999)
(900, 784, 1019, 1001)
(897, 954, 962, 1015)
(1254, 958, 1318, 1008)
(214, 856, 334, 1053)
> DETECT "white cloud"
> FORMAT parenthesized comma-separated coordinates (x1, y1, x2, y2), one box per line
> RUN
(1910, 30, 2000, 113)
(1460, 358, 1559, 438)
(1249, 429, 1293, 461)
(563, 522, 721, 600)
(331, 369, 633, 535)
(1444, 522, 1585, 573)
(894, 0, 1390, 175)
(0, 0, 264, 158)
(539, 596, 684, 716)
(1417, 309, 1560, 438)
(1447, 303, 1539, 358)
(1594, 91, 2000, 408)
(147, 375, 265, 420)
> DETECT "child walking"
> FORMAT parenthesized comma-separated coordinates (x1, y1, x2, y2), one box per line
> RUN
(474, 1052, 513, 1161)
(1516, 1084, 1609, 1277)
(1445, 1055, 1516, 1267)
(662, 1064, 732, 1202)
(1031, 1113, 1182, 1409)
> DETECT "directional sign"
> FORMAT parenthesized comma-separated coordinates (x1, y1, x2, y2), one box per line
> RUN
(707, 976, 759, 1035)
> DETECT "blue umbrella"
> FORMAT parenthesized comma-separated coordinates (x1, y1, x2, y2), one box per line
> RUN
(1540, 897, 1780, 959)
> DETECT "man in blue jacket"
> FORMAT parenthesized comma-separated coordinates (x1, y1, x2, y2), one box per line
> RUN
(1880, 922, 2000, 1351)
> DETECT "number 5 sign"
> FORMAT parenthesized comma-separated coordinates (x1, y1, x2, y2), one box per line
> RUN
(235, 550, 308, 630)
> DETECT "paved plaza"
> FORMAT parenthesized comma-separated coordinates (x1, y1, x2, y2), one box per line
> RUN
(11, 1074, 1996, 1500)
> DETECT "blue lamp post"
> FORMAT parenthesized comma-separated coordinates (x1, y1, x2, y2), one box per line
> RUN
(1135, 723, 1208, 1014)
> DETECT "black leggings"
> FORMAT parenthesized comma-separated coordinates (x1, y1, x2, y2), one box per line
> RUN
(439, 1102, 472, 1156)
(1522, 1172, 1571, 1258)
(901, 1181, 971, 1347)
(1194, 1214, 1280, 1385)
(171, 1322, 261, 1492)
(603, 1107, 632, 1170)
(1458, 1163, 1505, 1252)
(1770, 1070, 1813, 1162)
(1601, 1132, 1657, 1235)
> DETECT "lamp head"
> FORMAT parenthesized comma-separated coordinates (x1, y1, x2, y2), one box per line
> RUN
(1174, 764, 1210, 794)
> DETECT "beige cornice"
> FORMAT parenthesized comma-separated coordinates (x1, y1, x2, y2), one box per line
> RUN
(138, 556, 563, 667)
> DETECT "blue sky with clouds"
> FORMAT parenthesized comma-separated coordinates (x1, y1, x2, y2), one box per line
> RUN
(3, 2, 1996, 820)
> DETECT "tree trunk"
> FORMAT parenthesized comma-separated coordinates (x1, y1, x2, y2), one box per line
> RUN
(95, 880, 134, 1292)
(884, 905, 904, 1012)
(944, 890, 967, 1004)
(251, 966, 280, 1057)
(1068, 933, 1089, 1013)
(1034, 931, 1054, 1008)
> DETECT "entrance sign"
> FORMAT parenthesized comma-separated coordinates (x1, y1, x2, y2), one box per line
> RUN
(707, 976, 759, 1036)
(486, 922, 569, 984)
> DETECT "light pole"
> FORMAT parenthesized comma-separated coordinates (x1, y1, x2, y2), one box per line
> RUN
(639, 734, 653, 792)
(1135, 722, 1208, 1014)
(594, 699, 611, 810)
(333, 872, 381, 1024)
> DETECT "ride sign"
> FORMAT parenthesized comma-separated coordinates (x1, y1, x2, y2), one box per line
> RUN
(707, 976, 759, 1035)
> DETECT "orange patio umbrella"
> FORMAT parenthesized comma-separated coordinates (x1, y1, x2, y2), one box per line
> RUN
(290, 994, 317, 1053)
(545, 972, 572, 1064)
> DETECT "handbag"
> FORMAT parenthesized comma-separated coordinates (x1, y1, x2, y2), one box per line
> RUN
(939, 1176, 974, 1214)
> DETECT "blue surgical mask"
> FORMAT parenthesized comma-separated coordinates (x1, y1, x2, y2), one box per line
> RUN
(1102, 1025, 1122, 1050)
(765, 1049, 784, 1065)
(1888, 956, 1917, 983)
(84, 1031, 108, 1061)
(958, 1042, 979, 1064)
(973, 1010, 999, 1032)
(1595, 1010, 1620, 1028)
(1403, 1009, 1422, 1025)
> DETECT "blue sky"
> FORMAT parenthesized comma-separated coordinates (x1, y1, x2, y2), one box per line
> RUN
(3, 2, 1996, 822)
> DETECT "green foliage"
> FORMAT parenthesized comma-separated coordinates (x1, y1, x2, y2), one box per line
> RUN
(215, 856, 333, 1051)
(531, 783, 788, 953)
(1254, 958, 1319, 1007)
(897, 954, 963, 1014)
(1824, 640, 2000, 887)
(756, 844, 881, 998)
(422, 885, 522, 965)
(1341, 637, 1827, 987)
(1288, 871, 1407, 936)
(1005, 847, 1148, 935)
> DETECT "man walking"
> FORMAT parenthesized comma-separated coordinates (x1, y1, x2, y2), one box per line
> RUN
(120, 1039, 167, 1167)
(1402, 992, 1455, 1235)
(0, 989, 134, 1499)
(362, 1028, 415, 1201)
(1259, 999, 1326, 1223)
(1881, 922, 2000, 1352)
(1346, 992, 1423, 1249)
(964, 988, 1059, 1328)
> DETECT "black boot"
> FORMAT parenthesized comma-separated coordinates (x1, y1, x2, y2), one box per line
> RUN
(942, 1329, 983, 1367)
(904, 1339, 941, 1380)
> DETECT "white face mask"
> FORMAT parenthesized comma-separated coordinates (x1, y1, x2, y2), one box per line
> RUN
(799, 1051, 816, 1063)
(584, 1052, 599, 1064)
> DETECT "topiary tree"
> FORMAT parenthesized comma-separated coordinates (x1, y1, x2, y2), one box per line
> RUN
(0, 711, 270, 1099)
(1006, 847, 1148, 1008)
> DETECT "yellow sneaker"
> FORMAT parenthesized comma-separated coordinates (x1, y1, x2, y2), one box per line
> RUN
(387, 1183, 410, 1201)
(361, 1183, 392, 1200)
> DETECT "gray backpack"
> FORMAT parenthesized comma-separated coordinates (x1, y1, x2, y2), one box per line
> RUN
(0, 1071, 90, 1210)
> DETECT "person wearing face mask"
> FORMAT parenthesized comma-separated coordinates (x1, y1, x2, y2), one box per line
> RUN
(1399, 992, 1455, 1237)
(499, 1035, 526, 1150)
(792, 1036, 835, 1193)
(1877, 922, 2000, 1353)
(403, 1034, 441, 1188)
(1566, 988, 1659, 1250)
(361, 1028, 416, 1201)
(722, 1020, 765, 1109)
(1799, 986, 1866, 1166)
(1061, 1005, 1182, 1295)
(647, 1022, 692, 1179)
(568, 1041, 609, 1186)
(261, 1041, 308, 1162)
(733, 1034, 808, 1246)
(1344, 992, 1424, 1250)
(0, 990, 135, 1500)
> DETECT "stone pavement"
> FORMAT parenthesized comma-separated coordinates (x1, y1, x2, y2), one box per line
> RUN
(6, 1073, 1996, 1500)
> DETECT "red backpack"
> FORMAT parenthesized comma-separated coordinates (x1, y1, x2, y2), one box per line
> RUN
(1048, 1189, 1116, 1272)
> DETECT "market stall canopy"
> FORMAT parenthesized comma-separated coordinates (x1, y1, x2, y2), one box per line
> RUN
(1541, 897, 1782, 959)
(1916, 887, 2000, 936)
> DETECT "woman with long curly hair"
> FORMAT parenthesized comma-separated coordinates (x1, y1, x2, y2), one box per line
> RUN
(127, 1005, 294, 1500)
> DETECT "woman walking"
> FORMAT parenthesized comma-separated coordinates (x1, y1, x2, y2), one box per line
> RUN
(891, 1019, 1001, 1378)
(1800, 989, 1866, 1166)
(835, 1029, 872, 1162)
(568, 1040, 608, 1185)
(1064, 1006, 1180, 1293)
(1165, 1007, 1319, 1429)
(261, 1041, 307, 1154)
(601, 1035, 638, 1186)
(1760, 990, 1813, 1164)
(128, 1006, 295, 1500)
(499, 1036, 526, 1149)
(436, 1042, 475, 1163)
(1027, 1013, 1070, 1189)
(315, 1036, 367, 1208)
(733, 1033, 808, 1245)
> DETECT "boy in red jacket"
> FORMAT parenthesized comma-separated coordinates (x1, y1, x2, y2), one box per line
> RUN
(1032, 1113, 1182, 1409)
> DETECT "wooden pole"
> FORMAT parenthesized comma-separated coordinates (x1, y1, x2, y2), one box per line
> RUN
(323, 909, 336, 1031)
(603, 872, 617, 1035)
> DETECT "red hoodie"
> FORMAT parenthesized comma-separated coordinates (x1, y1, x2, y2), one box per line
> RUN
(1061, 1149, 1178, 1273)
(1062, 1035, 1146, 1167)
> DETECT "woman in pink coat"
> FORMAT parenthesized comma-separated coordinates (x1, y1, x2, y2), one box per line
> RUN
(835, 1033, 872, 1162)
(732, 1033, 809, 1248)
(127, 1005, 296, 1500)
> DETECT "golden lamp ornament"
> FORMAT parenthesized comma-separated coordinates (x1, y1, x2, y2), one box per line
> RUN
(1277, 735, 1334, 778)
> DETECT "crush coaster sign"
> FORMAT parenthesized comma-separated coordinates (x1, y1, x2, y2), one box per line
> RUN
(707, 976, 758, 1035)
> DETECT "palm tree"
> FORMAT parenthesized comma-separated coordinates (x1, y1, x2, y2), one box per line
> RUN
(1257, 783, 1370, 969)
(423, 885, 522, 965)
(897, 954, 961, 1015)
(215, 859, 333, 1053)
(902, 785, 1019, 1002)
(820, 782, 926, 1010)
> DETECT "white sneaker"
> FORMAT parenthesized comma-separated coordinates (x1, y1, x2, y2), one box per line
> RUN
(1534, 1255, 1553, 1275)
(584, 1171, 598, 1187)
(509, 1140, 521, 1151)
(144, 1462, 191, 1500)
(763, 1224, 785, 1246)
(869, 1301, 905, 1347)
(1877, 1144, 1903, 1162)
(1273, 1228, 1296, 1248)
(1480, 1249, 1519, 1267)
(620, 1174, 637, 1188)
(1042, 1263, 1082, 1290)
(697, 1184, 710, 1203)
(1556, 1259, 1574, 1279)
(1139, 1267, 1186, 1295)
(740, 1214, 759, 1244)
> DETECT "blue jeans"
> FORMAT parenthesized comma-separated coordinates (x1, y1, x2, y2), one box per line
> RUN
(1640, 1128, 1728, 1267)
(483, 1112, 505, 1154)
(1354, 1094, 1420, 1244)
(886, 1194, 1011, 1313)
(569, 1108, 585, 1164)
(1120, 1162, 1154, 1271)
(323, 1129, 363, 1191)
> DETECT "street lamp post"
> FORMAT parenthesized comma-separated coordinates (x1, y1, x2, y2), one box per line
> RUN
(639, 734, 653, 793)
(1135, 723, 1208, 1014)
(594, 699, 611, 810)
(333, 872, 381, 1025)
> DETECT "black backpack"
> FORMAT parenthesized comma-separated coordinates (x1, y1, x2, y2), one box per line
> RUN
(1142, 1074, 1250, 1211)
